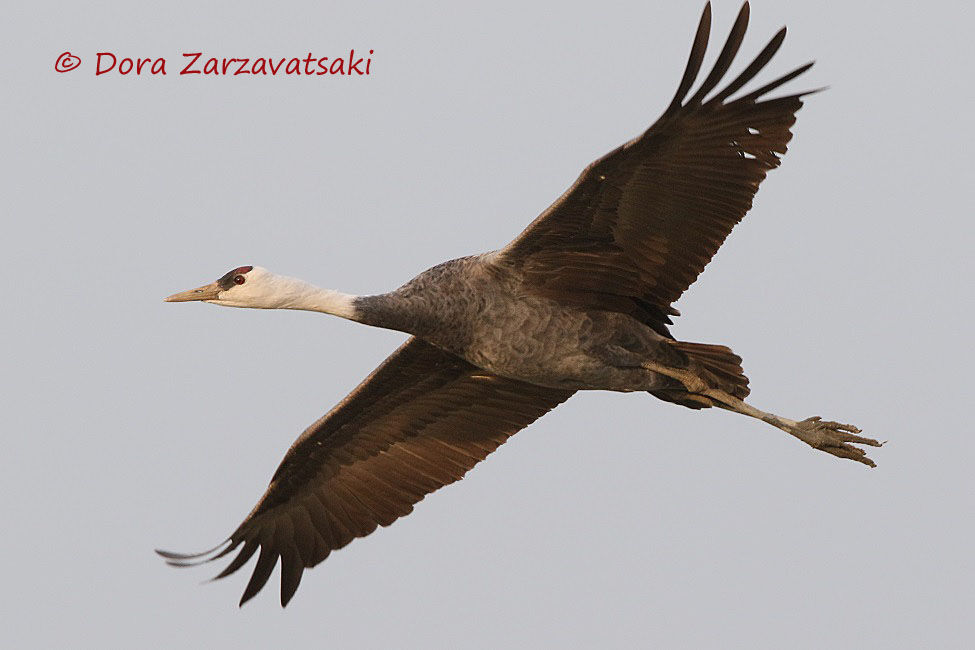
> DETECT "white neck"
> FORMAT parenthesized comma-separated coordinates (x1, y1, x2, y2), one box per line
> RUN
(279, 282, 358, 319)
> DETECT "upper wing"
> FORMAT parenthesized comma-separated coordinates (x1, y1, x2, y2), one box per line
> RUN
(501, 2, 816, 337)
(158, 337, 574, 606)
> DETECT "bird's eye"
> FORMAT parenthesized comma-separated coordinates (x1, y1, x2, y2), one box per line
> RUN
(234, 275, 246, 285)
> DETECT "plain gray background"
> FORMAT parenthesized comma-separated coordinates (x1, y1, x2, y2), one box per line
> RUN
(4, 0, 973, 647)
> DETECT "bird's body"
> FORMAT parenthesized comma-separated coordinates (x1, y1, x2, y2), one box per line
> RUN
(355, 254, 677, 392)
(160, 2, 881, 607)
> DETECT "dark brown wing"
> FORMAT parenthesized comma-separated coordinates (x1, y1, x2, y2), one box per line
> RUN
(501, 2, 816, 337)
(158, 337, 573, 607)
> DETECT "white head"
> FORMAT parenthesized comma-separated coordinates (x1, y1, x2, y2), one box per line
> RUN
(166, 265, 270, 307)
(165, 265, 357, 317)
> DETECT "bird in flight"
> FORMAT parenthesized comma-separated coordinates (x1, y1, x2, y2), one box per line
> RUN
(159, 2, 880, 607)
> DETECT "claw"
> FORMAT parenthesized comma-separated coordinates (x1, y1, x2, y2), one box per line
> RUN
(793, 417, 880, 467)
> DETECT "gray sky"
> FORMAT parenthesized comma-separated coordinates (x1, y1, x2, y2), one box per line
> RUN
(5, 0, 973, 647)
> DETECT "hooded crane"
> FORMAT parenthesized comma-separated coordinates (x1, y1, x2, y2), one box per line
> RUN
(159, 2, 881, 607)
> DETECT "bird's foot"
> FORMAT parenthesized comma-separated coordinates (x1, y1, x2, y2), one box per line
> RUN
(696, 388, 883, 467)
(784, 416, 882, 467)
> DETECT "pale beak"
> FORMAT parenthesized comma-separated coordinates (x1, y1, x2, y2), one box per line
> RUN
(165, 282, 222, 302)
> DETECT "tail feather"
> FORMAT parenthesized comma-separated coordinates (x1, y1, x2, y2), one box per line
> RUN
(650, 341, 750, 409)
(675, 341, 750, 399)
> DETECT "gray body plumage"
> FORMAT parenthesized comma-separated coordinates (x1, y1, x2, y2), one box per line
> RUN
(354, 254, 679, 392)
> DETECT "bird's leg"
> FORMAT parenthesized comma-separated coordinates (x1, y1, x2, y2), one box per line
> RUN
(705, 390, 881, 467)
(641, 361, 882, 467)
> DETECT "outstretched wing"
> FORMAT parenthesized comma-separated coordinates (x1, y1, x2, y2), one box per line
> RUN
(158, 338, 573, 606)
(501, 2, 816, 337)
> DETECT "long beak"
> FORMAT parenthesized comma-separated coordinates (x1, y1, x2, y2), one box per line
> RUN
(165, 282, 222, 302)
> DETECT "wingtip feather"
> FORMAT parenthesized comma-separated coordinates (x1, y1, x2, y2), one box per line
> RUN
(668, 2, 713, 111)
(735, 61, 816, 104)
(238, 545, 279, 606)
(686, 0, 751, 107)
(155, 540, 232, 566)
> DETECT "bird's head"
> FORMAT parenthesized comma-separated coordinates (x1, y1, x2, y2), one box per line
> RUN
(165, 265, 292, 308)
